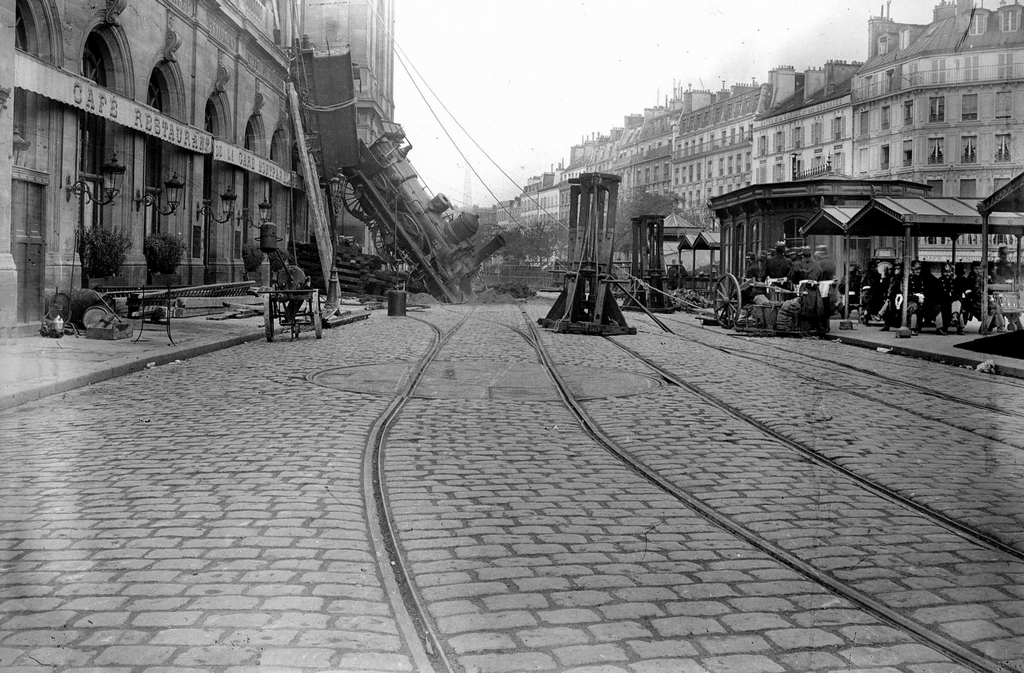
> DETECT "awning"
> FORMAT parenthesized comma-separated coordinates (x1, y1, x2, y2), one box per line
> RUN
(693, 230, 720, 250)
(845, 197, 1024, 237)
(677, 232, 697, 251)
(800, 206, 861, 236)
(979, 171, 1024, 215)
(16, 51, 296, 188)
(16, 51, 213, 154)
(212, 140, 293, 187)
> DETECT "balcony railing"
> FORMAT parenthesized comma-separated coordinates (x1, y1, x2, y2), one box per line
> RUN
(853, 62, 1024, 101)
(794, 161, 840, 180)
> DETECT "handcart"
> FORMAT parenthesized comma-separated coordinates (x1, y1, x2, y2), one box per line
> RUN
(257, 265, 323, 342)
(713, 273, 833, 337)
(259, 288, 323, 342)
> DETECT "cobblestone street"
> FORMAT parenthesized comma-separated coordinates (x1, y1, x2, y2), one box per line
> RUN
(1, 302, 1022, 672)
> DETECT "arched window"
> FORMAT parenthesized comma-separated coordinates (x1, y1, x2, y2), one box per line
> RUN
(142, 70, 166, 234)
(77, 32, 113, 232)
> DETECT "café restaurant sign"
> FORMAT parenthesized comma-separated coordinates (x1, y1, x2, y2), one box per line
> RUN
(212, 140, 291, 187)
(15, 52, 213, 154)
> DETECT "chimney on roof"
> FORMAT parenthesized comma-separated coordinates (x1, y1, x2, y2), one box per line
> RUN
(934, 0, 956, 22)
(804, 68, 825, 98)
(769, 65, 797, 108)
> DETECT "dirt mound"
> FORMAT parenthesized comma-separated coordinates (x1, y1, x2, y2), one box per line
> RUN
(468, 288, 522, 305)
(405, 292, 438, 306)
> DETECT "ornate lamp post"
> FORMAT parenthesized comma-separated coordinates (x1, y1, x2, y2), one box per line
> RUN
(66, 153, 127, 205)
(135, 173, 185, 215)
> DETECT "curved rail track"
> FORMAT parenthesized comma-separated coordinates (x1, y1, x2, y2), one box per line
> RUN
(639, 310, 1024, 413)
(365, 305, 1021, 673)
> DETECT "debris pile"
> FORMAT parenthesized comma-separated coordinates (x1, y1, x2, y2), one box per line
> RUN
(291, 240, 407, 297)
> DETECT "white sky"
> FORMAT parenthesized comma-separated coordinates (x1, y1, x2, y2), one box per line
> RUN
(392, 0, 938, 208)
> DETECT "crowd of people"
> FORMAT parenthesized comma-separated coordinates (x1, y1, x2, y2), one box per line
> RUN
(739, 243, 1019, 335)
(859, 246, 1018, 335)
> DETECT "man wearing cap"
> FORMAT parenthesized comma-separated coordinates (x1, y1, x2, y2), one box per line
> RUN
(935, 263, 960, 335)
(787, 246, 822, 284)
(765, 243, 793, 280)
(742, 252, 763, 283)
(814, 245, 836, 281)
(994, 245, 1015, 284)
(860, 259, 883, 324)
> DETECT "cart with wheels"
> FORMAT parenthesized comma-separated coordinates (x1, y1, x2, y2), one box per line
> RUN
(260, 288, 323, 342)
(713, 273, 830, 337)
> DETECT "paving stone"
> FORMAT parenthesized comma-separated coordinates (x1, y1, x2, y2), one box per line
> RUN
(93, 646, 176, 666)
(457, 652, 557, 672)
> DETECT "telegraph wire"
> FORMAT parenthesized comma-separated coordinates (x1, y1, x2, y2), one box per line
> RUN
(365, 4, 566, 232)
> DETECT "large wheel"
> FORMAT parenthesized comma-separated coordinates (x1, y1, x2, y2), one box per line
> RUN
(339, 178, 370, 220)
(264, 294, 274, 342)
(714, 274, 742, 329)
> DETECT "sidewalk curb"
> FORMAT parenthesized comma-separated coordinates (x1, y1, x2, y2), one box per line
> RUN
(824, 333, 1024, 380)
(0, 330, 265, 412)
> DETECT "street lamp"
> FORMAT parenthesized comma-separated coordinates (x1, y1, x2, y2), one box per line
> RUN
(65, 153, 127, 205)
(12, 128, 30, 166)
(195, 184, 237, 223)
(134, 173, 184, 215)
(241, 198, 273, 228)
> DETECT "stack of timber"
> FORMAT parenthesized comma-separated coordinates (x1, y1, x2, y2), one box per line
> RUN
(291, 240, 408, 297)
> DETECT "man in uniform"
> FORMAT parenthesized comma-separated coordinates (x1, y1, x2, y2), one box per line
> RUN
(787, 247, 822, 284)
(764, 243, 792, 280)
(814, 245, 837, 281)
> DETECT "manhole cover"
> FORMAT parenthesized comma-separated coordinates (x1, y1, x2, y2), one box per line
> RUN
(309, 360, 662, 401)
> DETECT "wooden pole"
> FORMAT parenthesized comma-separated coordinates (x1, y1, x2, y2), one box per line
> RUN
(287, 82, 334, 290)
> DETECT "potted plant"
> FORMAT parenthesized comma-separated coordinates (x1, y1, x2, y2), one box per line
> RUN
(85, 227, 132, 288)
(242, 241, 265, 282)
(143, 232, 187, 286)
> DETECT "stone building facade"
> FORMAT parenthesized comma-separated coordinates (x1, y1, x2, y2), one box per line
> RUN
(850, 0, 1024, 260)
(672, 84, 761, 210)
(5, 0, 298, 332)
(2, 0, 396, 333)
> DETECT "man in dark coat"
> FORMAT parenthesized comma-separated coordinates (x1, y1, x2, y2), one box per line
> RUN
(787, 247, 822, 284)
(860, 259, 883, 323)
(935, 263, 959, 335)
(764, 243, 793, 280)
(814, 245, 837, 281)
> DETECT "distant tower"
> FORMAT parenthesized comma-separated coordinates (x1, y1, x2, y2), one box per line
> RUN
(463, 165, 472, 208)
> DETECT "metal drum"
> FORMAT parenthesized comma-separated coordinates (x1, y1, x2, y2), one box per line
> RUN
(387, 289, 406, 317)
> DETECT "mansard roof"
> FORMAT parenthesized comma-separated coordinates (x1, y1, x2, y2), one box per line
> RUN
(757, 78, 852, 121)
(862, 9, 1024, 73)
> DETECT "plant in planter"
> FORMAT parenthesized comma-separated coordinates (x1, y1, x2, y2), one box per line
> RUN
(242, 241, 265, 281)
(143, 232, 187, 282)
(84, 227, 132, 286)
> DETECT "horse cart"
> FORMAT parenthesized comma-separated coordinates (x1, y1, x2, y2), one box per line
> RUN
(713, 273, 834, 337)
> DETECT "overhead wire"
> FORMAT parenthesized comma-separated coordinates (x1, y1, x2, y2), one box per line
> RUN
(366, 4, 566, 233)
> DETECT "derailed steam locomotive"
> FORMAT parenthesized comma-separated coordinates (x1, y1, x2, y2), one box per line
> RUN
(338, 124, 505, 303)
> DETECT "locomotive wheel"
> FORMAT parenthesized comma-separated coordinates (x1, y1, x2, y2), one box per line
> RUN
(340, 179, 370, 220)
(714, 273, 742, 329)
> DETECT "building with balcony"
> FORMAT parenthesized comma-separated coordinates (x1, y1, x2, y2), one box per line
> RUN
(851, 0, 1024, 260)
(752, 61, 861, 193)
(615, 106, 676, 197)
(672, 83, 762, 210)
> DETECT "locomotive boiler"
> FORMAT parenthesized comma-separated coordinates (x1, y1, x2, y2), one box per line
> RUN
(337, 123, 505, 303)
